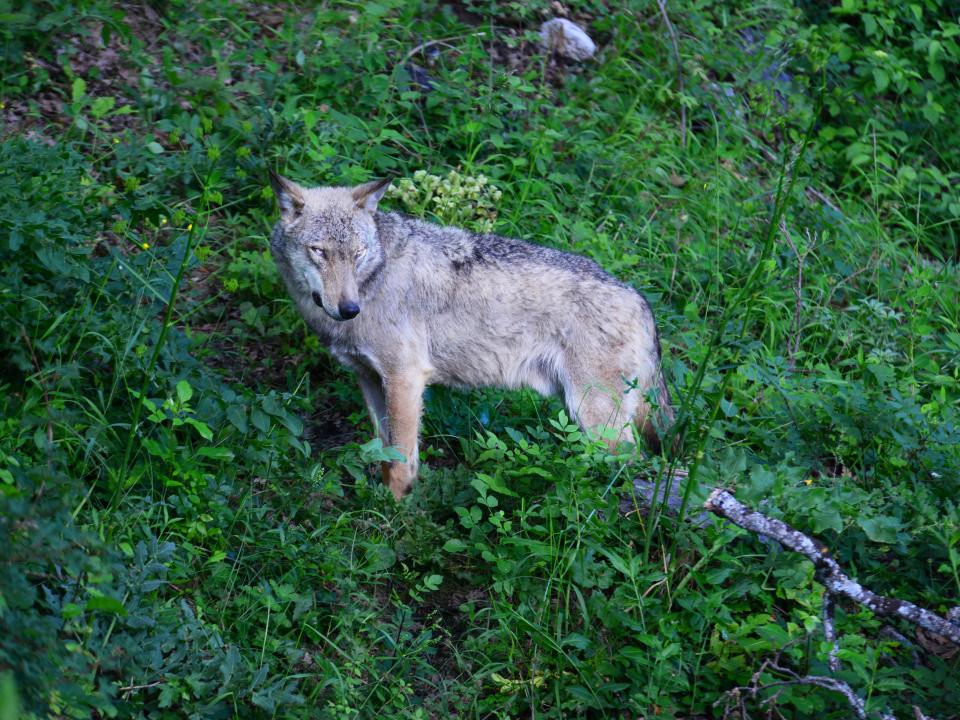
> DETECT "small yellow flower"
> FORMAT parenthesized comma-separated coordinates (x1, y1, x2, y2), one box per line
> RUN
(141, 242, 150, 250)
(113, 137, 120, 144)
(187, 223, 193, 231)
(804, 478, 813, 486)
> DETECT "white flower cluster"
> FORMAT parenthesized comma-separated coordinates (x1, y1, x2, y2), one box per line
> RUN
(387, 169, 503, 233)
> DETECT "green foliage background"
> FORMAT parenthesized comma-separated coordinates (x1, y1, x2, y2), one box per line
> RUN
(0, 0, 958, 717)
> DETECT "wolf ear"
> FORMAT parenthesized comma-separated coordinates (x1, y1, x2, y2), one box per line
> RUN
(269, 171, 305, 221)
(352, 178, 391, 212)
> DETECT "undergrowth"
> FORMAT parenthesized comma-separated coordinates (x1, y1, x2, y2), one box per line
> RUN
(1, 0, 958, 718)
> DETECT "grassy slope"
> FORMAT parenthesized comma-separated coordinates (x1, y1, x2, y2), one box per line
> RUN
(1, 1, 958, 718)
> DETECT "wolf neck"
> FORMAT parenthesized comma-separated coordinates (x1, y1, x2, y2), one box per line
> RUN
(351, 213, 398, 303)
(373, 212, 408, 255)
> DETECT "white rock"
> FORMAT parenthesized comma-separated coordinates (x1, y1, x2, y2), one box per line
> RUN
(539, 18, 596, 61)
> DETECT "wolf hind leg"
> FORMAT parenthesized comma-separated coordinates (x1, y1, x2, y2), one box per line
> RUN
(563, 377, 639, 450)
(563, 371, 674, 455)
(634, 375, 675, 455)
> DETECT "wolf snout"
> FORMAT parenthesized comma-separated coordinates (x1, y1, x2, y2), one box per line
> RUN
(338, 300, 360, 320)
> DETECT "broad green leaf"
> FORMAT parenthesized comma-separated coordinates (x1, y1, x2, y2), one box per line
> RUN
(158, 683, 179, 708)
(176, 380, 193, 404)
(442, 539, 467, 553)
(226, 404, 248, 433)
(276, 411, 303, 436)
(198, 446, 235, 461)
(562, 632, 592, 650)
(250, 407, 270, 433)
(185, 418, 213, 440)
(859, 516, 902, 543)
(746, 466, 776, 499)
(422, 574, 443, 590)
(0, 671, 19, 720)
(866, 362, 894, 386)
(90, 96, 115, 119)
(61, 602, 84, 619)
(812, 507, 844, 534)
(475, 472, 517, 497)
(262, 395, 283, 416)
(71, 77, 86, 104)
(86, 596, 128, 616)
(363, 544, 396, 573)
(872, 67, 890, 93)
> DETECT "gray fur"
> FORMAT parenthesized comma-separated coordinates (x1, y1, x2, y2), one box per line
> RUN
(270, 175, 675, 500)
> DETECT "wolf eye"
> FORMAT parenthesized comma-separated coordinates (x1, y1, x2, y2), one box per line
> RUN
(355, 246, 366, 260)
(310, 246, 327, 260)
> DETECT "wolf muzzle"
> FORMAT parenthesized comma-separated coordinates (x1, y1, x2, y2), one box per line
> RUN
(313, 291, 360, 321)
(338, 300, 360, 320)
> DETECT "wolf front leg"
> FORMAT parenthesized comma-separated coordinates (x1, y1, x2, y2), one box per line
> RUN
(354, 365, 389, 446)
(381, 370, 427, 500)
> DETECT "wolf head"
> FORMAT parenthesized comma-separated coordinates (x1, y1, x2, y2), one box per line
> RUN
(269, 173, 391, 321)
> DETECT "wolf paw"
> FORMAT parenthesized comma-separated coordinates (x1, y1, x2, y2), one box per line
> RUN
(381, 461, 416, 501)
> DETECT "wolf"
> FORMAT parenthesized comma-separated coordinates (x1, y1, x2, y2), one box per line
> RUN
(269, 173, 675, 500)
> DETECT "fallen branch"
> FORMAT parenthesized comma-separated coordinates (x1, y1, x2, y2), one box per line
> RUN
(716, 658, 895, 720)
(623, 477, 952, 718)
(822, 591, 841, 673)
(705, 488, 960, 648)
(623, 470, 714, 528)
(623, 476, 960, 650)
(879, 625, 921, 668)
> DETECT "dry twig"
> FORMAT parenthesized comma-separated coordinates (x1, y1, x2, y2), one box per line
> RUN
(118, 680, 162, 694)
(778, 221, 818, 369)
(879, 625, 922, 668)
(805, 185, 842, 214)
(20, 325, 54, 496)
(656, 0, 687, 149)
(400, 33, 486, 66)
(716, 658, 896, 720)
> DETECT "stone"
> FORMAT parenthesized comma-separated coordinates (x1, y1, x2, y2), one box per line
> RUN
(539, 18, 596, 61)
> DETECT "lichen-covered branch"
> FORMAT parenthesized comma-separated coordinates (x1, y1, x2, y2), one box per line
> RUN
(879, 625, 921, 668)
(716, 659, 896, 720)
(623, 474, 714, 527)
(822, 591, 840, 673)
(705, 488, 960, 648)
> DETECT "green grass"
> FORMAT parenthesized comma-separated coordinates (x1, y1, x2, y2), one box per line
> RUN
(1, 0, 958, 718)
